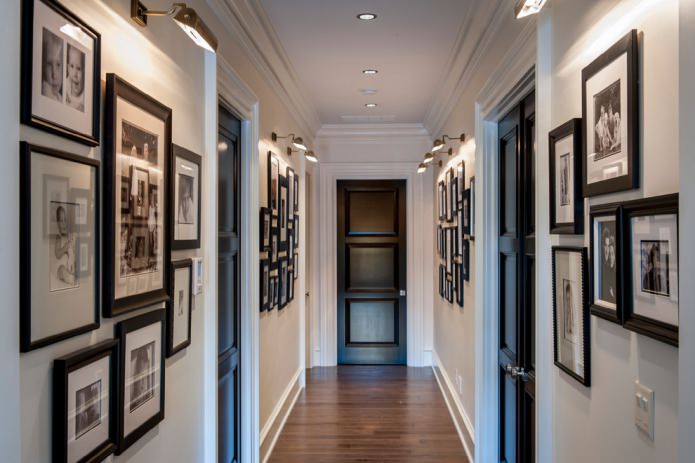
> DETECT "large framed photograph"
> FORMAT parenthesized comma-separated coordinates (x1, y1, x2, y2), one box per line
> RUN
(20, 142, 99, 352)
(172, 145, 201, 250)
(21, 0, 101, 145)
(589, 203, 623, 324)
(549, 119, 584, 234)
(552, 246, 590, 386)
(267, 152, 279, 217)
(167, 259, 192, 357)
(115, 310, 165, 454)
(621, 194, 678, 346)
(103, 74, 171, 317)
(53, 340, 118, 463)
(582, 30, 639, 197)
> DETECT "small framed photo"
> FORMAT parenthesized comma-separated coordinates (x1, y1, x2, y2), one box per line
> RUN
(287, 167, 296, 219)
(278, 256, 288, 309)
(438, 181, 446, 221)
(455, 264, 464, 308)
(167, 259, 192, 357)
(288, 268, 295, 302)
(21, 0, 101, 145)
(260, 207, 271, 252)
(53, 340, 118, 463)
(293, 173, 299, 213)
(552, 247, 590, 386)
(463, 240, 470, 282)
(269, 275, 278, 310)
(457, 161, 465, 207)
(269, 227, 279, 270)
(451, 173, 459, 214)
(267, 152, 279, 216)
(582, 30, 639, 197)
(589, 203, 623, 324)
(293, 252, 299, 281)
(279, 176, 289, 249)
(115, 310, 166, 454)
(469, 176, 475, 240)
(446, 168, 455, 222)
(549, 119, 584, 234)
(172, 145, 202, 250)
(191, 257, 203, 295)
(260, 259, 270, 312)
(20, 142, 99, 352)
(462, 189, 471, 236)
(622, 194, 678, 346)
(446, 272, 454, 304)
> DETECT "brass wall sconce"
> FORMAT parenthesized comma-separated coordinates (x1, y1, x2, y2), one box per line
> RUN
(432, 133, 466, 152)
(272, 132, 307, 151)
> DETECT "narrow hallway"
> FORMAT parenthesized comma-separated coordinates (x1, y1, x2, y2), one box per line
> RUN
(269, 366, 468, 463)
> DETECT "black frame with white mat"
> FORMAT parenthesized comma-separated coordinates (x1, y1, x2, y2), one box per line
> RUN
(166, 258, 193, 357)
(589, 202, 624, 324)
(172, 144, 202, 250)
(549, 118, 584, 234)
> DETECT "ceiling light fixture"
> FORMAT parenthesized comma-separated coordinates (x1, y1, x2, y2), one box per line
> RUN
(515, 0, 548, 19)
(305, 151, 319, 163)
(365, 103, 378, 108)
(357, 13, 377, 21)
(417, 163, 427, 174)
(363, 69, 379, 75)
(432, 133, 466, 152)
(130, 1, 218, 52)
(272, 132, 307, 151)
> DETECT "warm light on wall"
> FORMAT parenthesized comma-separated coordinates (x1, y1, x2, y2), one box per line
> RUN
(515, 0, 548, 19)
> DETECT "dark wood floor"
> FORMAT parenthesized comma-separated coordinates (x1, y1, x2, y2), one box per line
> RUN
(268, 366, 469, 463)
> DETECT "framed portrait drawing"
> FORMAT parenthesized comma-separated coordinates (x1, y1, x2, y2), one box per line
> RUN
(103, 74, 171, 317)
(260, 259, 270, 312)
(260, 207, 271, 252)
(589, 203, 623, 324)
(21, 0, 101, 145)
(115, 310, 165, 454)
(582, 30, 639, 197)
(267, 152, 279, 217)
(552, 247, 590, 386)
(20, 142, 99, 352)
(621, 194, 678, 346)
(549, 119, 584, 234)
(166, 259, 192, 357)
(172, 145, 201, 250)
(53, 339, 118, 463)
(469, 177, 475, 240)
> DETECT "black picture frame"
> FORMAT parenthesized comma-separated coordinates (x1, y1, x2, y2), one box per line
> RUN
(582, 29, 639, 197)
(278, 256, 288, 309)
(621, 194, 679, 346)
(463, 240, 470, 282)
(589, 202, 623, 324)
(457, 161, 465, 207)
(115, 309, 166, 454)
(20, 142, 100, 352)
(447, 168, 455, 222)
(279, 176, 289, 250)
(549, 118, 584, 234)
(552, 246, 590, 387)
(53, 339, 118, 463)
(267, 151, 279, 216)
(103, 74, 172, 318)
(21, 0, 101, 146)
(455, 264, 464, 308)
(469, 176, 475, 241)
(293, 172, 299, 212)
(462, 189, 471, 236)
(438, 181, 446, 221)
(293, 252, 299, 281)
(260, 207, 271, 252)
(166, 259, 192, 357)
(172, 144, 202, 250)
(269, 226, 279, 270)
(260, 259, 270, 312)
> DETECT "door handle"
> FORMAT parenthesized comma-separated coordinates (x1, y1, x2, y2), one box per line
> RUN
(504, 364, 531, 382)
(399, 289, 406, 296)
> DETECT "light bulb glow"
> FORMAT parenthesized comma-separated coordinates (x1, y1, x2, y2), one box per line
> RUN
(417, 163, 427, 174)
(357, 13, 377, 20)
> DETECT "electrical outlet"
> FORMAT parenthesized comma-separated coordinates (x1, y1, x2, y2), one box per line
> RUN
(634, 380, 654, 440)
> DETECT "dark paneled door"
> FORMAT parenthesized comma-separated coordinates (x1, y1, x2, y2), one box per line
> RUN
(337, 180, 407, 365)
(498, 92, 536, 463)
(218, 103, 241, 463)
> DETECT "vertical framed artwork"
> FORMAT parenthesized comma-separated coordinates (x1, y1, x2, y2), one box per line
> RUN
(589, 202, 623, 324)
(21, 0, 101, 145)
(293, 173, 299, 213)
(549, 118, 584, 234)
(166, 259, 192, 357)
(457, 161, 465, 207)
(463, 240, 470, 282)
(103, 74, 172, 317)
(20, 142, 99, 352)
(279, 176, 288, 249)
(552, 246, 590, 386)
(447, 168, 455, 222)
(469, 176, 475, 240)
(53, 339, 118, 463)
(267, 152, 279, 217)
(462, 189, 471, 236)
(260, 259, 270, 312)
(260, 207, 271, 252)
(278, 256, 288, 309)
(293, 252, 299, 281)
(582, 30, 639, 197)
(455, 264, 464, 308)
(438, 181, 446, 221)
(172, 144, 201, 250)
(621, 194, 679, 346)
(287, 167, 295, 219)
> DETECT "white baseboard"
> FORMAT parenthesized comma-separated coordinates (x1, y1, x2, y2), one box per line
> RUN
(432, 350, 475, 462)
(260, 368, 303, 463)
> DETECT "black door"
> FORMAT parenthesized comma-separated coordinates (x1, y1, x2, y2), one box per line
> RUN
(218, 103, 241, 463)
(498, 92, 536, 463)
(337, 180, 407, 365)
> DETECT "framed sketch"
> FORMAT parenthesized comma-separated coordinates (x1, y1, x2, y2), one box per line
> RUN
(20, 142, 99, 352)
(260, 207, 271, 252)
(462, 189, 471, 236)
(582, 30, 639, 197)
(166, 259, 192, 357)
(103, 74, 171, 317)
(552, 247, 590, 386)
(278, 256, 288, 309)
(172, 145, 201, 250)
(267, 152, 279, 217)
(622, 194, 678, 346)
(260, 259, 270, 312)
(589, 203, 623, 324)
(53, 339, 118, 463)
(287, 167, 295, 219)
(469, 176, 475, 240)
(191, 257, 203, 295)
(549, 119, 584, 234)
(21, 0, 101, 145)
(457, 161, 465, 207)
(115, 310, 165, 454)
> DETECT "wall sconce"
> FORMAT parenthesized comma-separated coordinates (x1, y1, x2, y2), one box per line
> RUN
(286, 147, 298, 156)
(272, 132, 307, 151)
(417, 163, 427, 174)
(515, 0, 548, 18)
(432, 133, 465, 152)
(131, 1, 218, 52)
(305, 151, 319, 163)
(417, 148, 454, 173)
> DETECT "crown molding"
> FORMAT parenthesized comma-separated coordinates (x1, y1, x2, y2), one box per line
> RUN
(423, 0, 509, 136)
(315, 123, 432, 145)
(207, 0, 321, 138)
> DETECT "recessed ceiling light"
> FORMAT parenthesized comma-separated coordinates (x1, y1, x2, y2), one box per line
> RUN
(357, 13, 377, 21)
(365, 103, 378, 108)
(363, 69, 378, 75)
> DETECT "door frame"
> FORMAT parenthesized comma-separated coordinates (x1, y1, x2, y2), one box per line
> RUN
(316, 163, 432, 367)
(206, 54, 261, 463)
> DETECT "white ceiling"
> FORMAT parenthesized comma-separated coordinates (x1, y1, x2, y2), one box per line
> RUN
(260, 0, 475, 125)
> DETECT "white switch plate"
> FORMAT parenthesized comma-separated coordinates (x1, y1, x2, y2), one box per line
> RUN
(634, 380, 654, 440)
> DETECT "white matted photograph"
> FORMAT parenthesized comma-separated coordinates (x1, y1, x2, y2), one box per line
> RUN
(173, 145, 202, 249)
(167, 259, 192, 357)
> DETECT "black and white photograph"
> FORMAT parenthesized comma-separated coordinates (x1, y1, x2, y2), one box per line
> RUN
(129, 341, 155, 412)
(455, 263, 464, 307)
(560, 153, 570, 206)
(21, 143, 99, 352)
(177, 174, 194, 224)
(22, 0, 101, 145)
(269, 276, 277, 310)
(293, 173, 299, 213)
(53, 340, 117, 463)
(279, 176, 289, 247)
(104, 74, 171, 317)
(294, 252, 299, 281)
(268, 152, 279, 216)
(457, 161, 465, 206)
(192, 257, 203, 295)
(438, 181, 446, 221)
(552, 246, 590, 386)
(462, 189, 470, 235)
(600, 222, 618, 301)
(469, 176, 475, 240)
(640, 241, 670, 297)
(590, 204, 622, 323)
(287, 167, 295, 218)
(173, 145, 202, 249)
(549, 119, 583, 234)
(279, 256, 289, 309)
(582, 30, 638, 197)
(167, 259, 192, 357)
(260, 259, 270, 312)
(260, 207, 271, 251)
(463, 240, 470, 282)
(447, 168, 455, 222)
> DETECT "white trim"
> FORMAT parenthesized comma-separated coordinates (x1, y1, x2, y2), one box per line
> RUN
(259, 368, 304, 463)
(317, 163, 431, 367)
(432, 350, 475, 462)
(315, 123, 432, 145)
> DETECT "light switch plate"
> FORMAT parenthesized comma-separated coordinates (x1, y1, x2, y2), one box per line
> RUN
(634, 380, 654, 440)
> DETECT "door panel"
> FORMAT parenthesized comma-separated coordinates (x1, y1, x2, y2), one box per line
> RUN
(338, 180, 406, 364)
